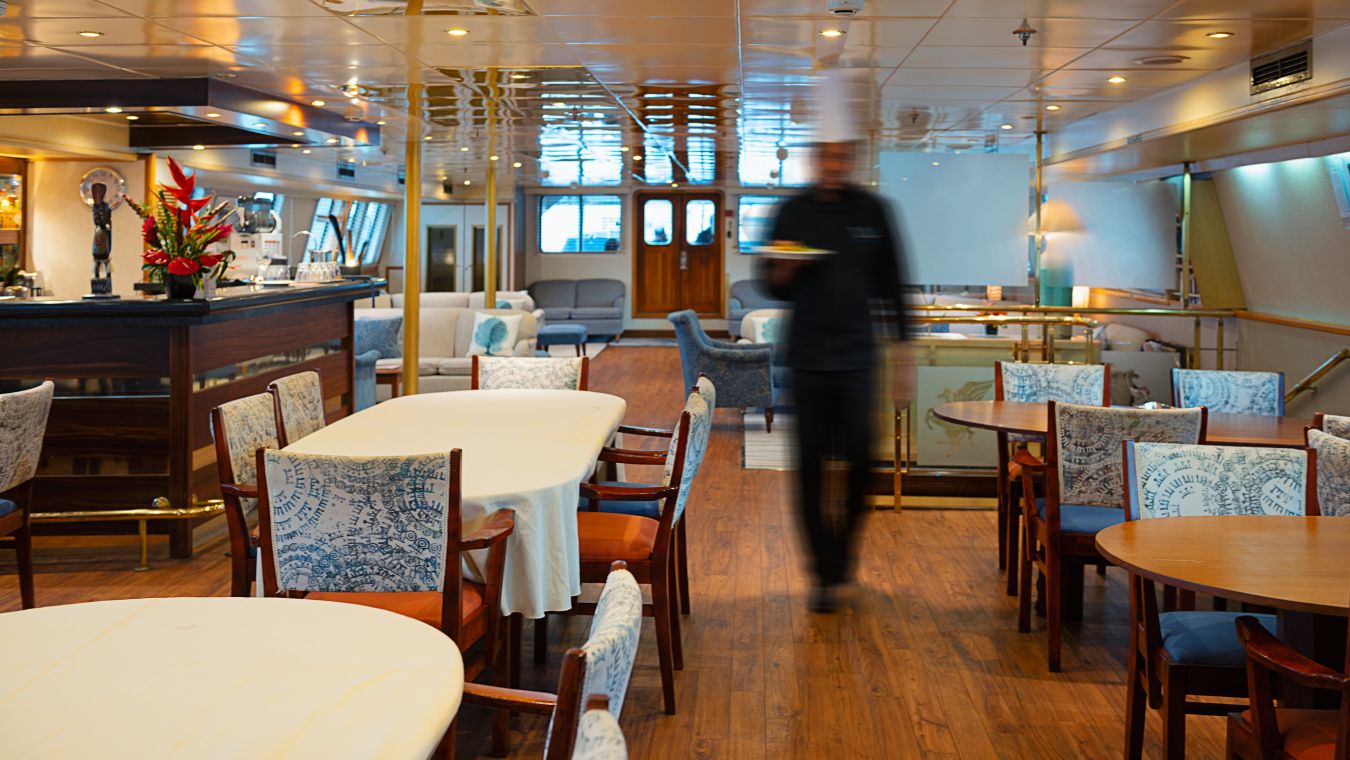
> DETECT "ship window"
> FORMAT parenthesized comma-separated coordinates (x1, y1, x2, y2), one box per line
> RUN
(737, 195, 783, 252)
(538, 195, 623, 253)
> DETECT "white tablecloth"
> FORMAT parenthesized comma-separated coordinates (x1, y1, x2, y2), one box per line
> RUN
(286, 389, 627, 618)
(0, 597, 462, 760)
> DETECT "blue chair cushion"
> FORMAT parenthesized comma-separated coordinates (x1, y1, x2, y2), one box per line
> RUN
(246, 543, 259, 559)
(1036, 498, 1125, 535)
(1159, 611, 1277, 667)
(580, 481, 661, 518)
(0, 498, 16, 518)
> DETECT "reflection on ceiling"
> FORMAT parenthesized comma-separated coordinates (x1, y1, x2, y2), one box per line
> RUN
(2, 0, 1349, 186)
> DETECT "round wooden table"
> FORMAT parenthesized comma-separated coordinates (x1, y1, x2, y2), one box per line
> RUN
(1096, 516, 1350, 616)
(932, 400, 1307, 447)
(0, 597, 464, 759)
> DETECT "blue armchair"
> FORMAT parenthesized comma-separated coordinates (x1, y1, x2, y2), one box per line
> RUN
(353, 350, 380, 412)
(668, 310, 777, 431)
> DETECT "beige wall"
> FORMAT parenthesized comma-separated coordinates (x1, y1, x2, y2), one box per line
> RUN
(29, 159, 147, 299)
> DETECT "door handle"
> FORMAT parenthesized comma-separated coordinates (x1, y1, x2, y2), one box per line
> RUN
(680, 250, 688, 270)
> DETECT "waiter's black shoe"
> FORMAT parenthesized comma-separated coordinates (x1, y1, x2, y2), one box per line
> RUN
(809, 584, 837, 613)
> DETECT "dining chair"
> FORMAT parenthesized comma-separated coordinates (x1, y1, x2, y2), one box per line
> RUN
(1313, 412, 1350, 440)
(463, 561, 640, 759)
(1015, 401, 1201, 673)
(1122, 440, 1314, 760)
(572, 695, 629, 760)
(0, 381, 54, 609)
(208, 392, 279, 597)
(1171, 368, 1285, 416)
(267, 370, 326, 447)
(1307, 429, 1350, 517)
(256, 448, 516, 759)
(471, 355, 590, 391)
(1226, 614, 1350, 760)
(994, 361, 1111, 596)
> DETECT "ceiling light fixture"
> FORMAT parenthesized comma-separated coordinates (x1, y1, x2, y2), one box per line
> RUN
(633, 155, 643, 161)
(104, 106, 122, 114)
(253, 122, 267, 129)
(620, 146, 630, 152)
(424, 135, 432, 141)
(1012, 18, 1037, 46)
(192, 144, 205, 151)
(819, 29, 845, 38)
(1045, 104, 1062, 111)
(302, 149, 312, 154)
(1000, 123, 1013, 130)
(293, 131, 304, 136)
(311, 99, 326, 107)
(463, 179, 471, 185)
(1107, 75, 1127, 84)
(125, 114, 139, 121)
(446, 27, 469, 37)
(78, 30, 104, 38)
(326, 137, 339, 144)
(512, 161, 522, 168)
(460, 146, 470, 152)
(489, 155, 498, 161)
(1134, 54, 1191, 65)
(206, 111, 221, 118)
(1206, 31, 1235, 39)
(376, 120, 387, 125)
(511, 73, 527, 80)
(931, 161, 940, 166)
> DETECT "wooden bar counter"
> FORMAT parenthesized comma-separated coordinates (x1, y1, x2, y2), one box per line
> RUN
(0, 280, 384, 557)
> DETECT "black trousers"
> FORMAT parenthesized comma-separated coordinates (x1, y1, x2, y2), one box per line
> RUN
(791, 368, 874, 586)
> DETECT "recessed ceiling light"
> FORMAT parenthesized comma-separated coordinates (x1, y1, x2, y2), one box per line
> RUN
(311, 100, 326, 107)
(253, 122, 267, 129)
(633, 155, 643, 161)
(512, 161, 522, 168)
(78, 30, 104, 38)
(463, 179, 471, 185)
(671, 183, 679, 188)
(460, 146, 470, 152)
(126, 114, 139, 121)
(302, 149, 312, 154)
(1206, 31, 1235, 39)
(424, 135, 432, 141)
(104, 106, 122, 114)
(931, 161, 940, 166)
(446, 27, 469, 37)
(819, 29, 845, 38)
(1045, 104, 1062, 111)
(326, 137, 339, 144)
(206, 111, 221, 118)
(620, 146, 630, 152)
(293, 131, 304, 136)
(192, 144, 205, 151)
(489, 155, 499, 161)
(1107, 75, 1127, 84)
(376, 120, 387, 125)
(511, 73, 527, 80)
(1000, 123, 1013, 130)
(1134, 54, 1191, 65)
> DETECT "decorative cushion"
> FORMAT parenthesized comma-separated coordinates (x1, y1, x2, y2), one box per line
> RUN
(476, 357, 584, 391)
(582, 482, 661, 519)
(577, 512, 659, 561)
(467, 312, 523, 357)
(1308, 429, 1350, 517)
(269, 371, 326, 444)
(0, 498, 15, 518)
(1322, 414, 1350, 441)
(998, 362, 1106, 405)
(1054, 403, 1205, 508)
(1173, 369, 1283, 416)
(0, 381, 54, 493)
(1239, 708, 1339, 760)
(571, 709, 629, 760)
(1036, 498, 1125, 535)
(1159, 611, 1276, 667)
(354, 309, 403, 359)
(304, 584, 485, 630)
(1128, 443, 1308, 519)
(748, 315, 785, 344)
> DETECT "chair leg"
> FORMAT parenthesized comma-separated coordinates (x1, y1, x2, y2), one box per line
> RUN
(1162, 665, 1187, 760)
(1065, 559, 1085, 623)
(509, 614, 523, 688)
(668, 551, 684, 671)
(490, 620, 511, 757)
(15, 520, 35, 610)
(534, 615, 548, 666)
(995, 448, 1009, 572)
(1004, 478, 1020, 596)
(650, 565, 678, 715)
(677, 519, 691, 615)
(437, 718, 456, 760)
(1124, 648, 1147, 760)
(764, 406, 774, 434)
(1017, 523, 1034, 634)
(1047, 548, 1063, 672)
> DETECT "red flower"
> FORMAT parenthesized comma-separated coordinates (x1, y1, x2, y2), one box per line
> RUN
(198, 253, 223, 269)
(164, 157, 195, 204)
(202, 224, 232, 246)
(141, 218, 158, 245)
(167, 257, 200, 275)
(143, 249, 169, 266)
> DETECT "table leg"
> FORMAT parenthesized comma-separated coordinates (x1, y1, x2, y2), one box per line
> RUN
(508, 613, 523, 688)
(1277, 611, 1347, 708)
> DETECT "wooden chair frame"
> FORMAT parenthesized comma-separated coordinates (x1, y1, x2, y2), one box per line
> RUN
(267, 371, 324, 448)
(470, 355, 590, 391)
(208, 403, 270, 597)
(256, 448, 516, 760)
(994, 361, 1111, 598)
(0, 479, 36, 609)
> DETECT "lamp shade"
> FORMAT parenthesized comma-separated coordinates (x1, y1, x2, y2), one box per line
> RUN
(1038, 198, 1084, 233)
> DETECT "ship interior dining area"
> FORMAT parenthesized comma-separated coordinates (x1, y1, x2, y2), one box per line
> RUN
(3, 1, 1350, 758)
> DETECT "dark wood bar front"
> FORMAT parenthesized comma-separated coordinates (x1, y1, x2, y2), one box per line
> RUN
(0, 280, 383, 557)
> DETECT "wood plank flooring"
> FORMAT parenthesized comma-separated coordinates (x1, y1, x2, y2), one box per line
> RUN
(0, 346, 1229, 759)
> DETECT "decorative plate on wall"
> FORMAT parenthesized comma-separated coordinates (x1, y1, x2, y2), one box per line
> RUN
(79, 167, 126, 210)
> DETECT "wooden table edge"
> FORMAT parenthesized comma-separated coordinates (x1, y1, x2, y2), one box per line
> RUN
(930, 401, 1042, 436)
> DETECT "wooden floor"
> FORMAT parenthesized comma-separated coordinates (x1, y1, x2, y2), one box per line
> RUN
(0, 346, 1230, 759)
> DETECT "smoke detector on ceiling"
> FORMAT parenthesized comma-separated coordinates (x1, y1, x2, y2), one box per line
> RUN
(827, 0, 863, 16)
(1134, 55, 1191, 65)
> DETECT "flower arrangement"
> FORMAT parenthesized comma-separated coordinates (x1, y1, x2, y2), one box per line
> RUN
(124, 157, 235, 296)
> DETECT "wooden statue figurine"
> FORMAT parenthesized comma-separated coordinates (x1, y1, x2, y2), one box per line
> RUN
(85, 182, 118, 299)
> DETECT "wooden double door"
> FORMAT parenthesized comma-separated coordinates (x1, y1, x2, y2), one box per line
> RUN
(634, 192, 723, 317)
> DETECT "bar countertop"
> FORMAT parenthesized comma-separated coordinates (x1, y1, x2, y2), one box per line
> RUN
(0, 279, 385, 326)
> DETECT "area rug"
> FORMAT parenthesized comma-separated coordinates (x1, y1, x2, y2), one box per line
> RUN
(608, 337, 677, 347)
(742, 409, 796, 470)
(544, 341, 609, 360)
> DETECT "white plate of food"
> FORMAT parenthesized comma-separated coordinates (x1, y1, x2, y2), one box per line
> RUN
(751, 244, 834, 260)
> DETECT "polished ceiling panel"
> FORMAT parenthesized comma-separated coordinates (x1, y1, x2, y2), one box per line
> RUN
(945, 0, 1179, 18)
(921, 17, 1139, 48)
(100, 0, 337, 17)
(153, 16, 383, 47)
(1158, 0, 1350, 19)
(900, 45, 1089, 68)
(2, 0, 134, 17)
(738, 0, 951, 15)
(885, 67, 1052, 87)
(1103, 18, 1329, 54)
(347, 15, 562, 46)
(410, 42, 578, 67)
(540, 17, 737, 46)
(528, 0, 735, 16)
(6, 17, 215, 46)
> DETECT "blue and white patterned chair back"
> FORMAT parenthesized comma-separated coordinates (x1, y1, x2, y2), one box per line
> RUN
(268, 371, 326, 445)
(1318, 413, 1350, 441)
(211, 392, 280, 511)
(261, 450, 452, 593)
(1171, 369, 1284, 416)
(1308, 429, 1350, 517)
(997, 362, 1108, 405)
(580, 566, 642, 720)
(475, 356, 586, 391)
(1052, 402, 1205, 509)
(695, 375, 717, 412)
(572, 707, 628, 760)
(1125, 442, 1309, 520)
(0, 381, 54, 493)
(659, 392, 711, 524)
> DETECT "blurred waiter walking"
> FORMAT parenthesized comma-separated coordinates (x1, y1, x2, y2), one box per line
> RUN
(762, 69, 913, 613)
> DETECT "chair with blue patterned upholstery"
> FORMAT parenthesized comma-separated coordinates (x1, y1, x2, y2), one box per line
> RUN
(267, 370, 327, 446)
(994, 361, 1111, 597)
(1314, 412, 1350, 441)
(1122, 440, 1313, 760)
(209, 393, 280, 597)
(1171, 368, 1285, 416)
(0, 381, 54, 609)
(257, 447, 516, 756)
(572, 695, 629, 760)
(1308, 428, 1350, 518)
(1015, 401, 1202, 674)
(471, 355, 589, 391)
(463, 561, 640, 759)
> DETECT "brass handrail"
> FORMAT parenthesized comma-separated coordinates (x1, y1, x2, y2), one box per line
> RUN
(31, 498, 226, 572)
(1285, 349, 1350, 405)
(908, 303, 1235, 318)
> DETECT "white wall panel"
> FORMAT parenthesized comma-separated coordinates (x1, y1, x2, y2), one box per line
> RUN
(1049, 180, 1177, 290)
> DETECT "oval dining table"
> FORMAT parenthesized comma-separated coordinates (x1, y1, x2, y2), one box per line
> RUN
(0, 597, 464, 759)
(285, 388, 628, 620)
(932, 400, 1308, 447)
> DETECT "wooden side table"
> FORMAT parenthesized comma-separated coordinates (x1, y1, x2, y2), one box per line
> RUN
(376, 365, 402, 399)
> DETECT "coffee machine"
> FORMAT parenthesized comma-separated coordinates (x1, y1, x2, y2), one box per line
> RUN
(229, 193, 286, 281)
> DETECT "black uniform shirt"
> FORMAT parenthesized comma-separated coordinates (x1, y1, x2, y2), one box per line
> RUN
(766, 185, 911, 372)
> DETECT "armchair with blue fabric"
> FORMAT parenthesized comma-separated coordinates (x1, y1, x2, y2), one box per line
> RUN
(667, 309, 777, 431)
(354, 312, 401, 412)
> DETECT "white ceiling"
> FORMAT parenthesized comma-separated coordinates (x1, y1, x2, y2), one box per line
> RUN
(2, 0, 1348, 184)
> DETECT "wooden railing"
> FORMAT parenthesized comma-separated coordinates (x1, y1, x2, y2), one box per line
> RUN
(1285, 349, 1350, 405)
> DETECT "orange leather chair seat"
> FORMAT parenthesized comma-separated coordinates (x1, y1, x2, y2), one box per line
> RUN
(577, 511, 659, 561)
(1241, 709, 1339, 760)
(306, 583, 485, 630)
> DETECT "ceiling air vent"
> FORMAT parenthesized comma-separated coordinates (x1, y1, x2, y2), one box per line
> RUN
(249, 149, 276, 168)
(1251, 40, 1312, 95)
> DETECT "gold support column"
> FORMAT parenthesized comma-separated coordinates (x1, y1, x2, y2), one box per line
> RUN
(484, 68, 499, 306)
(1033, 127, 1044, 307)
(1216, 318, 1225, 370)
(1180, 162, 1196, 368)
(402, 84, 423, 395)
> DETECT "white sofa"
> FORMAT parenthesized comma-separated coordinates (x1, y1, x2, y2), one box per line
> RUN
(361, 290, 537, 312)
